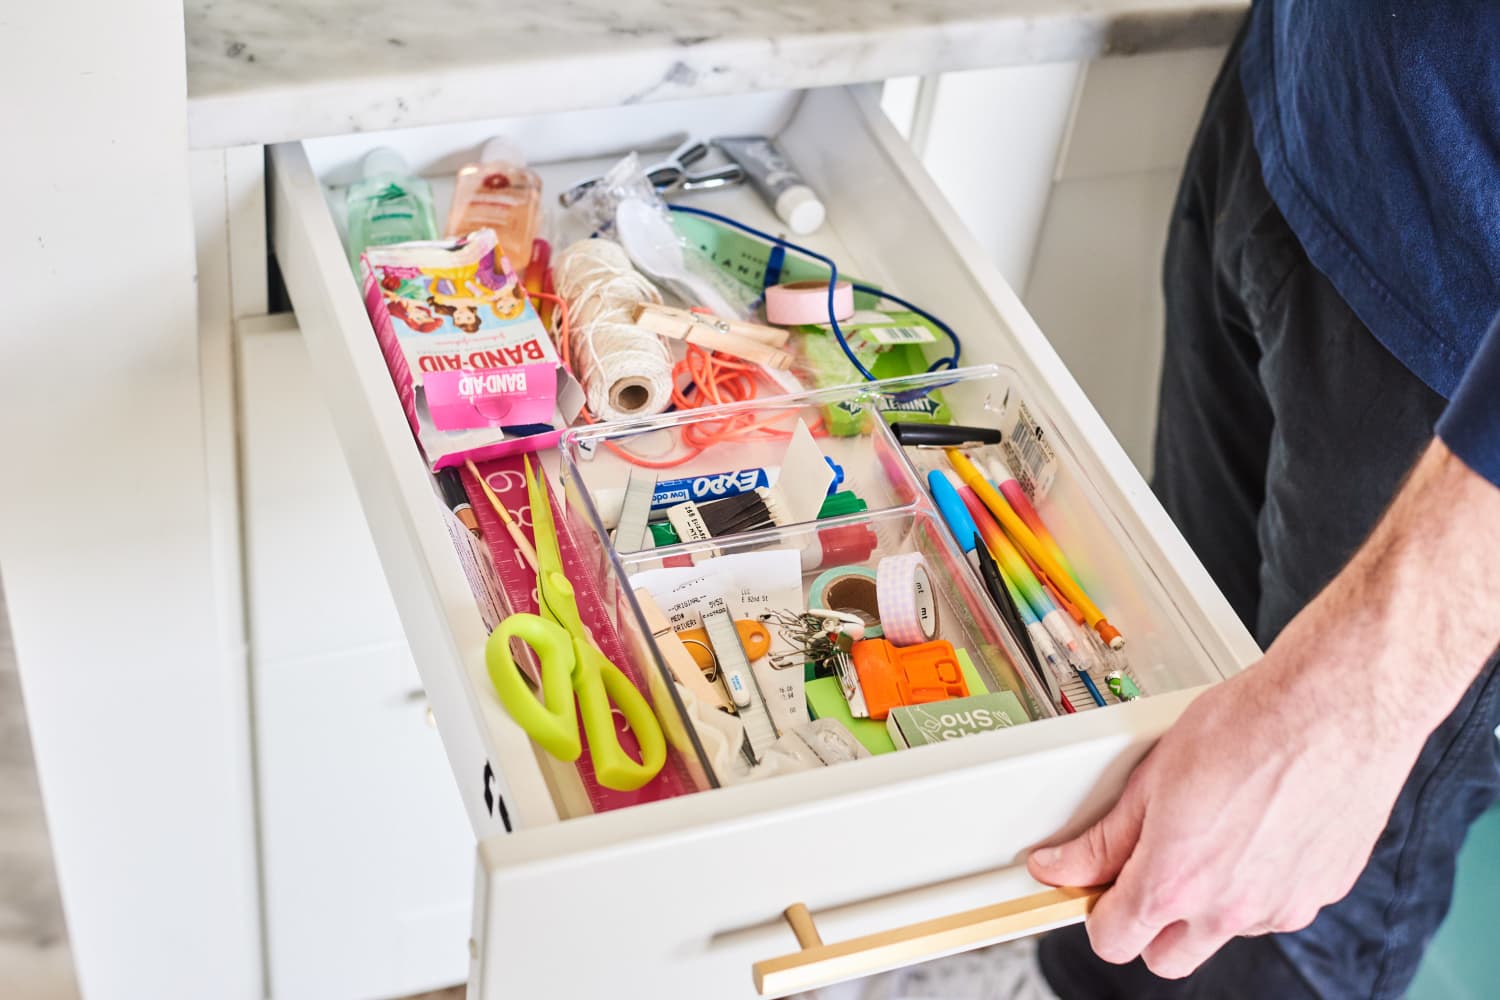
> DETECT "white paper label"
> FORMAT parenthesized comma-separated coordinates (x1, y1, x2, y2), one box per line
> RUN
(441, 503, 506, 631)
(1002, 400, 1059, 500)
(866, 323, 937, 345)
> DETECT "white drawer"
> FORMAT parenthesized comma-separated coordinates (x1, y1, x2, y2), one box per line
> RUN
(267, 85, 1259, 999)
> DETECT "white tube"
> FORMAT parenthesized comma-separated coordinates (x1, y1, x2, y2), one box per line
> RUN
(715, 136, 825, 235)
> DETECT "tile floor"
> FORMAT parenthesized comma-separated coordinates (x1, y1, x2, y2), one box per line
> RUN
(0, 581, 79, 1000)
(0, 573, 470, 1000)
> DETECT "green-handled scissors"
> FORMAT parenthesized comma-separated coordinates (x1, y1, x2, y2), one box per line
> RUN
(483, 457, 667, 792)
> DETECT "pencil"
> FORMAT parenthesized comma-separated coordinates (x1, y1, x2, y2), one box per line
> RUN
(947, 448, 1124, 649)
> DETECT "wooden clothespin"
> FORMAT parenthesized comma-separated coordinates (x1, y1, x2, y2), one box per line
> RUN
(632, 302, 794, 369)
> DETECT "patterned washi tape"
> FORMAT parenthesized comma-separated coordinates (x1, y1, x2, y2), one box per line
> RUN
(876, 552, 938, 647)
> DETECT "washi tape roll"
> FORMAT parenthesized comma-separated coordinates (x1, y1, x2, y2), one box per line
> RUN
(876, 553, 938, 646)
(809, 565, 882, 638)
(765, 279, 856, 326)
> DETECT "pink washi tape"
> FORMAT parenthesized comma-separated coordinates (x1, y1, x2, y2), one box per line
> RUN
(877, 552, 939, 647)
(765, 279, 856, 326)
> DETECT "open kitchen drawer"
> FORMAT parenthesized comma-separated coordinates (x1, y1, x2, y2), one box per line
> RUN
(267, 84, 1260, 998)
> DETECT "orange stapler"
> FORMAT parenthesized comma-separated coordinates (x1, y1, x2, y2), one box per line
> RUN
(849, 638, 968, 720)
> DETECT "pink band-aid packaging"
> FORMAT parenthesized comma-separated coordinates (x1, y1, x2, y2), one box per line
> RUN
(424, 363, 559, 431)
(359, 229, 581, 468)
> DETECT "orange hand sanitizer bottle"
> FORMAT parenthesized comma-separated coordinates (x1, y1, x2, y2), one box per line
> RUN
(446, 137, 542, 277)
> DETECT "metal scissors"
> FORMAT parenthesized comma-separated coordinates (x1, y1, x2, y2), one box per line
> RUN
(483, 457, 667, 791)
(558, 138, 746, 206)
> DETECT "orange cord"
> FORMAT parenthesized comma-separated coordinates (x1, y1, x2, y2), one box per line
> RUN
(530, 285, 821, 469)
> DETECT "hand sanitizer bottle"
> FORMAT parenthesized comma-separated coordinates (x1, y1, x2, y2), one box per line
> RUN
(446, 137, 542, 277)
(345, 147, 438, 273)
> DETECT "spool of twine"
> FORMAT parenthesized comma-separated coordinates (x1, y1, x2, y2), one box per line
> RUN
(550, 238, 674, 420)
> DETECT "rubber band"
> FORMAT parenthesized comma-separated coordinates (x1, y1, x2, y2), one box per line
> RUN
(531, 286, 816, 469)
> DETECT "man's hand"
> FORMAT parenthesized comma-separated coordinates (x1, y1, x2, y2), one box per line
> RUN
(1027, 637, 1421, 978)
(1028, 441, 1500, 979)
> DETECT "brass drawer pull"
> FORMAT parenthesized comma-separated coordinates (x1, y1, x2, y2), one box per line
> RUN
(753, 885, 1103, 997)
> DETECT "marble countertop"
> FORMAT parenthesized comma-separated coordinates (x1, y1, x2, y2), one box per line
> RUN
(185, 0, 1246, 149)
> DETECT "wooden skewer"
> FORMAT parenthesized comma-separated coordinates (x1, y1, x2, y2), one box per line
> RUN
(464, 458, 538, 571)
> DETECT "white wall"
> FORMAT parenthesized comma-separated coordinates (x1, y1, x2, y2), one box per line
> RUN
(2, 4, 264, 997)
(240, 317, 474, 1000)
(891, 48, 1228, 474)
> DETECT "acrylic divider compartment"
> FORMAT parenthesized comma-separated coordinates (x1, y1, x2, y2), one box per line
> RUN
(888, 365, 1228, 703)
(556, 372, 1058, 788)
(556, 365, 1232, 790)
(608, 505, 1050, 786)
(459, 452, 716, 810)
(557, 389, 927, 557)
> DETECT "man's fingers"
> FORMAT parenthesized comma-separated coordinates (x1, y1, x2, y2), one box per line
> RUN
(1138, 918, 1234, 980)
(1078, 857, 1166, 964)
(1027, 784, 1146, 888)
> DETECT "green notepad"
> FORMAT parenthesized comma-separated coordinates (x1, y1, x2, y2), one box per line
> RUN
(804, 649, 993, 756)
(805, 677, 896, 755)
(956, 649, 989, 697)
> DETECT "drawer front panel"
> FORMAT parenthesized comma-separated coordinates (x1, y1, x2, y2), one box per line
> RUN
(470, 696, 1193, 1000)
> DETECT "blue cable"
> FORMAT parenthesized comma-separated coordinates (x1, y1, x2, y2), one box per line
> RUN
(666, 204, 962, 381)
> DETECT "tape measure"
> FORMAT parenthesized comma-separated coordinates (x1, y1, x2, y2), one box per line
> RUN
(462, 453, 696, 812)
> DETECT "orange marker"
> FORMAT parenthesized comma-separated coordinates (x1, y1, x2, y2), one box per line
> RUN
(947, 448, 1124, 649)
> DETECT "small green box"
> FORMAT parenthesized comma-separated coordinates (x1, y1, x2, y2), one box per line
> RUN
(886, 691, 1029, 749)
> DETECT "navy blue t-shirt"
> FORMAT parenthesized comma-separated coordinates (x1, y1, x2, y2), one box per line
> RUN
(1241, 0, 1500, 486)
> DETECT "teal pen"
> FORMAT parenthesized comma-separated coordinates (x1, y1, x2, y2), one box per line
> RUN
(1076, 665, 1108, 707)
(1028, 618, 1106, 708)
(1002, 573, 1073, 699)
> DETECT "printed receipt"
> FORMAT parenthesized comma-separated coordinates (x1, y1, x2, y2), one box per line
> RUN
(631, 549, 809, 737)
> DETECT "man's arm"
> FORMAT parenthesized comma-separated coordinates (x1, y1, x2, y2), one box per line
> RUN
(1028, 438, 1500, 978)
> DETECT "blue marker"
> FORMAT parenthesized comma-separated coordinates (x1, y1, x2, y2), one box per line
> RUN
(601, 457, 844, 529)
(928, 469, 983, 574)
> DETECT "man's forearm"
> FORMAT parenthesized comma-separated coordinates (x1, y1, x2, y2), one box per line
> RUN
(1029, 441, 1500, 977)
(1277, 439, 1500, 741)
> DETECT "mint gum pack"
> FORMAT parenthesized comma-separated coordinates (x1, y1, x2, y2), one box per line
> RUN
(359, 229, 580, 469)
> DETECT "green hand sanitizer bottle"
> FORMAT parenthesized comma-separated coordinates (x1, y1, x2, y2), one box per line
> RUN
(345, 147, 438, 273)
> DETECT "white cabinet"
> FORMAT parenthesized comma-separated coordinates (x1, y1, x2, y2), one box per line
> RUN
(266, 83, 1258, 998)
(240, 317, 473, 999)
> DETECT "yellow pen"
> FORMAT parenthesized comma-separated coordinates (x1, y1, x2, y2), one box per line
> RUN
(946, 448, 1124, 649)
